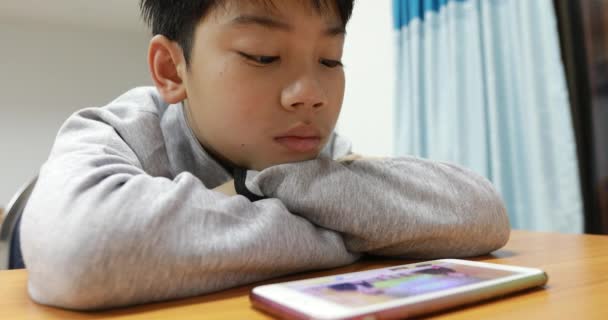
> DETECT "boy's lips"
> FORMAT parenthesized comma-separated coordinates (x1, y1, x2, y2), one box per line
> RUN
(274, 126, 322, 153)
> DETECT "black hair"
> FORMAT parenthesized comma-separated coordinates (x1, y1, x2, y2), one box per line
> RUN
(140, 0, 355, 65)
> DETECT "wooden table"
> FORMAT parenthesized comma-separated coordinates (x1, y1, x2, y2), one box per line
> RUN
(1, 230, 607, 319)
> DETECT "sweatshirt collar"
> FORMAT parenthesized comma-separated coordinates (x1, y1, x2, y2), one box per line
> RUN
(161, 102, 232, 188)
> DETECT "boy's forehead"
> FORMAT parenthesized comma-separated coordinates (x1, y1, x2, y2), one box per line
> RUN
(209, 0, 342, 25)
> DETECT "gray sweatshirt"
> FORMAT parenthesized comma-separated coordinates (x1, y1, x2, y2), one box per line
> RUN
(21, 87, 510, 310)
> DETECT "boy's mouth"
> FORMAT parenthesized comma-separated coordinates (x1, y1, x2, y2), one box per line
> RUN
(274, 125, 322, 153)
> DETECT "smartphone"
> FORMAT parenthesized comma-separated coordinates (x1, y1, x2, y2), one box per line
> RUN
(250, 259, 548, 320)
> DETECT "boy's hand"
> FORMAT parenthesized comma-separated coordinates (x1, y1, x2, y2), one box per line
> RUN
(213, 179, 236, 196)
(336, 153, 384, 164)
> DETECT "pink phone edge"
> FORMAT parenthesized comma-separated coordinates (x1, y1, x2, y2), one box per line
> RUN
(249, 270, 549, 320)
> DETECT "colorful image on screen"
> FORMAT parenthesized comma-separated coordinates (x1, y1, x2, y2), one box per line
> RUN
(286, 262, 517, 307)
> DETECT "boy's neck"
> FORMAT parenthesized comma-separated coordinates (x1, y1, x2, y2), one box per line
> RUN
(182, 100, 241, 175)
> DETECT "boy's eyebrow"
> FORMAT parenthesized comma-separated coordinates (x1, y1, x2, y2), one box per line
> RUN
(229, 15, 346, 36)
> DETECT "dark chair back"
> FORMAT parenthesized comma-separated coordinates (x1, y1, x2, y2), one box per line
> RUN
(0, 177, 37, 269)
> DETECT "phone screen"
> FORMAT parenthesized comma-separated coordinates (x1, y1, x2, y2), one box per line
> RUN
(285, 261, 518, 308)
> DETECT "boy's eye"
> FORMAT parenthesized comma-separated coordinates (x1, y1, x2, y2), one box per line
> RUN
(239, 52, 279, 65)
(238, 52, 342, 68)
(320, 59, 343, 68)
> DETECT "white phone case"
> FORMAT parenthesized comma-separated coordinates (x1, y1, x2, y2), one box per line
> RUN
(250, 259, 548, 320)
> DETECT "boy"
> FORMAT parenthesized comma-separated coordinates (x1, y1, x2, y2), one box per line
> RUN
(21, 0, 510, 310)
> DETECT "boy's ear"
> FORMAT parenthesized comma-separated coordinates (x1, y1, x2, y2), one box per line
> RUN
(147, 35, 188, 104)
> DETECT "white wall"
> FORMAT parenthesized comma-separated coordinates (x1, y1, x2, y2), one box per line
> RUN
(0, 22, 151, 207)
(0, 0, 145, 33)
(339, 0, 395, 157)
(0, 1, 396, 207)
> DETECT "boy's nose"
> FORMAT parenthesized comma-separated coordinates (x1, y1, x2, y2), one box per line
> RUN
(280, 76, 328, 112)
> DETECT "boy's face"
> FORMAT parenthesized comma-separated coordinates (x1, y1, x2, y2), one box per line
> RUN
(182, 0, 346, 171)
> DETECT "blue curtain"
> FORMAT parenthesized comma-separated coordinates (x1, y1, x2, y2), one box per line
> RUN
(393, 0, 583, 233)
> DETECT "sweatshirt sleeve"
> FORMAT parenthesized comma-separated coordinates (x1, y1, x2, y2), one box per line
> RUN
(242, 156, 511, 258)
(20, 108, 359, 310)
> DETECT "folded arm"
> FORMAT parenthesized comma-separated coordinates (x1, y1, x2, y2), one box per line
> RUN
(21, 109, 359, 310)
(241, 156, 511, 258)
